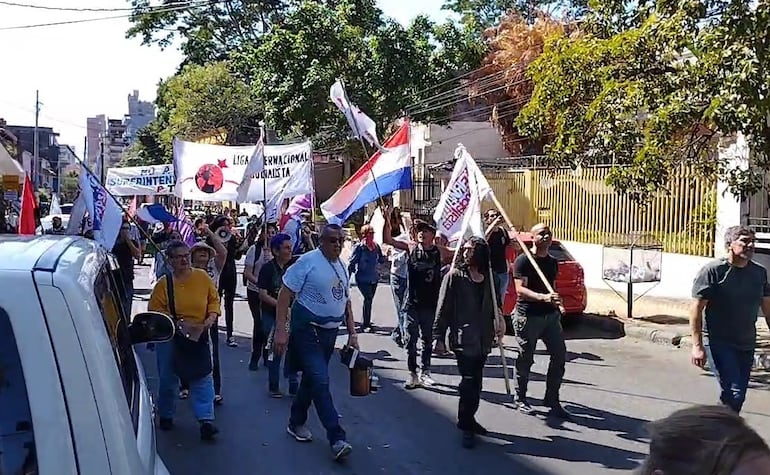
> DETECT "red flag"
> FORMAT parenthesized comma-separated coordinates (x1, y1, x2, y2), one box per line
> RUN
(18, 174, 37, 235)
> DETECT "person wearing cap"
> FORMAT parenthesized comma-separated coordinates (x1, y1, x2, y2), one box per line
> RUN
(383, 210, 453, 389)
(179, 224, 228, 404)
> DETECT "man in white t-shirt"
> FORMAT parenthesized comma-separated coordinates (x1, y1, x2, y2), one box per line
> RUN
(272, 224, 358, 462)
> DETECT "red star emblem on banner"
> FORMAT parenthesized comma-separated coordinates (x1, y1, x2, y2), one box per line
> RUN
(218, 159, 228, 168)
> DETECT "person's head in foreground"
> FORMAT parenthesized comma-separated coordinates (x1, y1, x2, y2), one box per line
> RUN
(638, 404, 770, 475)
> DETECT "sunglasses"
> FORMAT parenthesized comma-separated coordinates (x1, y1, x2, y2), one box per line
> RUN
(324, 237, 343, 244)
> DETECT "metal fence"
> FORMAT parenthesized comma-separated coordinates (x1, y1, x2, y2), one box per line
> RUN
(403, 166, 717, 257)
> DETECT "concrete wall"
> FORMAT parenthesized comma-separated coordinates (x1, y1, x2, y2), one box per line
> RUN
(424, 121, 507, 165)
(563, 240, 713, 299)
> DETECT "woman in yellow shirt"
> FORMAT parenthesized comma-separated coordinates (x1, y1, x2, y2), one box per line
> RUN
(149, 240, 221, 441)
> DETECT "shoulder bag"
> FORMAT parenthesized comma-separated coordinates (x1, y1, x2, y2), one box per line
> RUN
(166, 273, 213, 382)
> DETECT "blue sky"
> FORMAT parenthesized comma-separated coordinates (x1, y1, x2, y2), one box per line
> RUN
(0, 0, 452, 154)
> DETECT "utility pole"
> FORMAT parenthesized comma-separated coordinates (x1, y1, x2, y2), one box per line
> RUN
(33, 90, 40, 188)
(99, 137, 105, 184)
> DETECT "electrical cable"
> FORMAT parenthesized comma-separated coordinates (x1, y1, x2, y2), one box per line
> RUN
(0, 0, 220, 31)
(0, 0, 194, 12)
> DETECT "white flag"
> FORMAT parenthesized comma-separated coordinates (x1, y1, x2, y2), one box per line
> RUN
(236, 131, 265, 203)
(79, 165, 123, 249)
(66, 190, 87, 235)
(433, 144, 493, 244)
(330, 79, 380, 148)
(50, 193, 62, 215)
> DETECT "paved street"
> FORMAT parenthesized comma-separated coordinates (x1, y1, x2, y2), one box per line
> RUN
(132, 262, 770, 475)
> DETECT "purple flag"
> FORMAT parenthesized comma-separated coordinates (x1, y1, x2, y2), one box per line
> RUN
(171, 207, 196, 247)
(286, 194, 312, 217)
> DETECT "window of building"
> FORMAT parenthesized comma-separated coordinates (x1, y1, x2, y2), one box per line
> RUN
(0, 307, 39, 474)
(93, 264, 140, 432)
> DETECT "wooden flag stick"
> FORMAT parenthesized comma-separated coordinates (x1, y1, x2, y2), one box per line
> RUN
(488, 193, 565, 313)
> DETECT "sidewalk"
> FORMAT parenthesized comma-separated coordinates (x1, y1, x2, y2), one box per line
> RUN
(581, 288, 770, 355)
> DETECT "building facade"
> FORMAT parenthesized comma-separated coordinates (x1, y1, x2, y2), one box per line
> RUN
(125, 90, 155, 142)
(86, 114, 106, 169)
(5, 125, 60, 190)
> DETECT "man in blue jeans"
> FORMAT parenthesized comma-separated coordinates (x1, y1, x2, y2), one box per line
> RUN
(273, 224, 358, 461)
(691, 225, 770, 413)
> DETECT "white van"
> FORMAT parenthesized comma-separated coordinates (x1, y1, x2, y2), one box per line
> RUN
(0, 235, 173, 474)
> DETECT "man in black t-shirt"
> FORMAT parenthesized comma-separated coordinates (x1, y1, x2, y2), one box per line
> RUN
(112, 220, 141, 318)
(484, 209, 511, 302)
(512, 223, 570, 419)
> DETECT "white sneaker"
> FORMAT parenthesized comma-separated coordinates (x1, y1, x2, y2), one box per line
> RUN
(420, 371, 435, 387)
(404, 372, 420, 390)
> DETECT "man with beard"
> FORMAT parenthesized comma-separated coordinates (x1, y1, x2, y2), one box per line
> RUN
(691, 226, 770, 413)
(434, 237, 506, 448)
(272, 224, 358, 461)
(512, 223, 570, 419)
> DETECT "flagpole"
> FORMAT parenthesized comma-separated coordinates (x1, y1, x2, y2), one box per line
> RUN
(338, 78, 387, 211)
(309, 141, 317, 224)
(74, 154, 164, 254)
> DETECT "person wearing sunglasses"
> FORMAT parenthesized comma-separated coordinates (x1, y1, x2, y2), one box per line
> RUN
(271, 224, 358, 461)
(512, 223, 570, 419)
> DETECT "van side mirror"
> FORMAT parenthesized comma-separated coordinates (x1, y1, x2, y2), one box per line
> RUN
(129, 311, 175, 345)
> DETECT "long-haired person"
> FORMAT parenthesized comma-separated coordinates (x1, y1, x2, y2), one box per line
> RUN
(210, 216, 239, 347)
(638, 404, 770, 474)
(434, 237, 505, 449)
(149, 240, 221, 441)
(258, 233, 299, 397)
(347, 224, 385, 332)
(244, 222, 278, 370)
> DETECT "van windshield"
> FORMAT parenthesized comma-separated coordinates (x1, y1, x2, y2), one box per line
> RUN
(0, 307, 38, 474)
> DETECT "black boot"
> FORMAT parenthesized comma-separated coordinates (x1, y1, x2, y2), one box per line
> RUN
(248, 352, 259, 371)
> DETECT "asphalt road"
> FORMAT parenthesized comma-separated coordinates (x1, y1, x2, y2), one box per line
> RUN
(132, 262, 770, 475)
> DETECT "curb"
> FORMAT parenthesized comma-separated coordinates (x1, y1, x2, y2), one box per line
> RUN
(576, 313, 687, 348)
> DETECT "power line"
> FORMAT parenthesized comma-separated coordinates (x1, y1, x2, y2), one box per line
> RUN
(0, 0, 219, 31)
(0, 0, 137, 12)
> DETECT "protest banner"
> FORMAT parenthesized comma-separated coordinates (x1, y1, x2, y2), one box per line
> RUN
(105, 165, 175, 196)
(173, 139, 313, 202)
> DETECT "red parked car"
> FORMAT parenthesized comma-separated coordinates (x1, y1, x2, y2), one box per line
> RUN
(502, 233, 587, 319)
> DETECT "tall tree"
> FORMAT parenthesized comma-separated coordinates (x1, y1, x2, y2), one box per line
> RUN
(468, 12, 573, 156)
(515, 0, 770, 201)
(126, 0, 287, 65)
(235, 0, 484, 144)
(119, 61, 261, 166)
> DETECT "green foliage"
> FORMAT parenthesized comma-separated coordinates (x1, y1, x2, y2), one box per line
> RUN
(234, 0, 483, 142)
(126, 0, 287, 66)
(442, 0, 588, 32)
(516, 0, 770, 201)
(119, 61, 261, 166)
